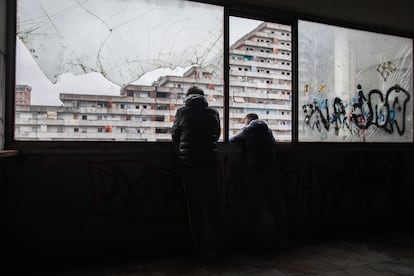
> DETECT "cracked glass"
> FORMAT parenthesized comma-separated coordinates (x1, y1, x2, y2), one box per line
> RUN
(17, 0, 223, 85)
(15, 0, 224, 142)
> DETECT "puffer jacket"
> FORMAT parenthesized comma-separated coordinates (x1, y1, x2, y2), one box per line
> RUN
(229, 119, 276, 169)
(172, 94, 221, 168)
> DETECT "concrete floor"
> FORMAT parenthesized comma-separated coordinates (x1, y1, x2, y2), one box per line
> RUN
(20, 228, 414, 275)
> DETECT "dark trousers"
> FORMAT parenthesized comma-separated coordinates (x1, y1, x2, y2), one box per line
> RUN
(243, 169, 289, 245)
(181, 165, 224, 258)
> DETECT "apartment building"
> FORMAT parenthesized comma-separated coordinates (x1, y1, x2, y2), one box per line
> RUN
(14, 22, 292, 142)
(15, 84, 31, 106)
(229, 22, 292, 141)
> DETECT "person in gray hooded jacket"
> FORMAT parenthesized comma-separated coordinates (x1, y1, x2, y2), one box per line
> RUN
(229, 113, 276, 169)
(230, 113, 290, 249)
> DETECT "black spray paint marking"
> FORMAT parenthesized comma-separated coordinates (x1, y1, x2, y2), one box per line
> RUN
(302, 84, 411, 136)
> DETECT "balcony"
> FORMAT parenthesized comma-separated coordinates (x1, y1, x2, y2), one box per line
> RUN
(229, 81, 291, 91)
(230, 59, 291, 71)
(15, 118, 65, 125)
(231, 70, 292, 81)
(231, 49, 292, 61)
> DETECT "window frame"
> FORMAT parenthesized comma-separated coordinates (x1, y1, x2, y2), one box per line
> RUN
(4, 0, 413, 152)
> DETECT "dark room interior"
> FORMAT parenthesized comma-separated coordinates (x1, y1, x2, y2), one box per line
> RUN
(1, 0, 414, 274)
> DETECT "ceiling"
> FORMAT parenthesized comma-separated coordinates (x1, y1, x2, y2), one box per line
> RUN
(228, 0, 414, 37)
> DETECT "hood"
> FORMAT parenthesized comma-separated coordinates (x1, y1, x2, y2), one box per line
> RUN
(246, 119, 270, 133)
(184, 94, 208, 108)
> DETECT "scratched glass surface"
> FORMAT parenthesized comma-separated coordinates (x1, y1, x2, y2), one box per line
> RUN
(15, 0, 223, 142)
(17, 0, 223, 86)
(298, 20, 413, 142)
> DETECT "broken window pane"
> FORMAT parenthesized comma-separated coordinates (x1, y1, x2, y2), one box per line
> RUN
(15, 0, 224, 142)
(298, 20, 413, 142)
(17, 0, 223, 86)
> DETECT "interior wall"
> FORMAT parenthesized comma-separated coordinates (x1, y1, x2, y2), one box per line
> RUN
(5, 146, 414, 262)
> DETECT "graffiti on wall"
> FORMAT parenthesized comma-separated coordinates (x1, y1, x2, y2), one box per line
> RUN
(302, 84, 411, 141)
(87, 160, 186, 222)
(377, 61, 397, 82)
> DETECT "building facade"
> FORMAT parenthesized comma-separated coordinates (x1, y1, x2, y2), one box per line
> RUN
(15, 84, 31, 106)
(15, 22, 292, 142)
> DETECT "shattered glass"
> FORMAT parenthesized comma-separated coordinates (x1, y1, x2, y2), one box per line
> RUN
(17, 0, 223, 86)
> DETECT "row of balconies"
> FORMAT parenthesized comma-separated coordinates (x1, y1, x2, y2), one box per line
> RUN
(229, 112, 291, 121)
(229, 101, 290, 110)
(230, 59, 291, 70)
(230, 69, 292, 81)
(16, 112, 292, 129)
(158, 75, 223, 86)
(230, 122, 291, 131)
(242, 39, 291, 51)
(14, 131, 173, 141)
(230, 80, 291, 90)
(15, 118, 174, 128)
(38, 98, 292, 116)
(16, 108, 293, 128)
(62, 90, 223, 108)
(22, 121, 289, 132)
(231, 91, 291, 101)
(254, 30, 292, 41)
(16, 127, 292, 141)
(16, 131, 292, 142)
(260, 22, 292, 33)
(16, 112, 292, 128)
(231, 49, 292, 61)
(17, 100, 292, 123)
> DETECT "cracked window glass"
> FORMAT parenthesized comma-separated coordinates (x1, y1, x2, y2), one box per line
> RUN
(298, 20, 413, 142)
(15, 0, 223, 142)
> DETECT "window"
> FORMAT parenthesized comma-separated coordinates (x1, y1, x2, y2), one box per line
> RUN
(229, 16, 292, 142)
(15, 0, 224, 142)
(9, 0, 413, 146)
(298, 20, 413, 142)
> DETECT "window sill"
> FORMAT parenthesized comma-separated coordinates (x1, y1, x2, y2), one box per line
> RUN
(0, 150, 20, 158)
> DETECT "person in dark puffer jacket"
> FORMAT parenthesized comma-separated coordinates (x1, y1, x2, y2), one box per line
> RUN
(230, 113, 290, 249)
(172, 86, 220, 168)
(172, 86, 223, 262)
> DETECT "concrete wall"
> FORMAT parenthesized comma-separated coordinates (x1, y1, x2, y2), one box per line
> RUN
(4, 145, 414, 262)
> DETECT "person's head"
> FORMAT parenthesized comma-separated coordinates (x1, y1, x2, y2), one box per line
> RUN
(186, 86, 204, 97)
(242, 113, 259, 125)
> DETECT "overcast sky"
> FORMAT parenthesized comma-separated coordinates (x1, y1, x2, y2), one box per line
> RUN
(16, 15, 261, 106)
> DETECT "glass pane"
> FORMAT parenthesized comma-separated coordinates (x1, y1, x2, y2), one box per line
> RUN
(298, 20, 413, 142)
(229, 17, 292, 142)
(15, 0, 223, 141)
